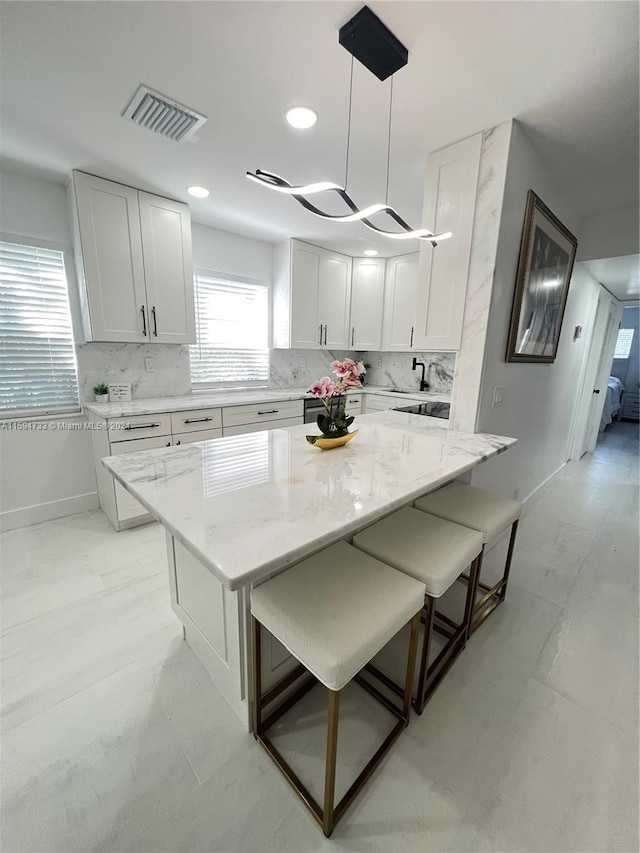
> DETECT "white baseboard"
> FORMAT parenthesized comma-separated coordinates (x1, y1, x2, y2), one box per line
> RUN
(522, 461, 567, 505)
(0, 492, 99, 532)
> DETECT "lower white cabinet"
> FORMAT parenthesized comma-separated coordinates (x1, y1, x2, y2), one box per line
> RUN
(173, 427, 223, 445)
(363, 393, 407, 413)
(223, 416, 302, 437)
(111, 434, 172, 521)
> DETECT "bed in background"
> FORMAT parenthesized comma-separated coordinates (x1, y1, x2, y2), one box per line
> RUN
(600, 376, 625, 431)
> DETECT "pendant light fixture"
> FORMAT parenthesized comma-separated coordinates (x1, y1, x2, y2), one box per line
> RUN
(246, 6, 451, 247)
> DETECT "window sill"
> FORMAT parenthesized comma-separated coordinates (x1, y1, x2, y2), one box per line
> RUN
(0, 408, 84, 425)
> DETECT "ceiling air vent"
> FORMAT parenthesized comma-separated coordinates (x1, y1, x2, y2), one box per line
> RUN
(122, 85, 207, 142)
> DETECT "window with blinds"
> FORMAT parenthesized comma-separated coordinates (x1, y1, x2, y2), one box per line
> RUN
(190, 273, 269, 386)
(614, 328, 634, 359)
(0, 240, 80, 416)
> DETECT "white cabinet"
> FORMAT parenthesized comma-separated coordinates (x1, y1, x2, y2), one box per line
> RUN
(110, 434, 172, 521)
(273, 240, 352, 349)
(70, 171, 195, 344)
(349, 258, 386, 349)
(381, 254, 419, 351)
(223, 417, 303, 436)
(414, 133, 482, 350)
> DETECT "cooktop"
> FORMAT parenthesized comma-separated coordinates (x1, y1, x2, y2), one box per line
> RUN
(393, 402, 450, 420)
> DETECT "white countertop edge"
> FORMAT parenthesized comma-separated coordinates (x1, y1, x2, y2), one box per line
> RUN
(102, 421, 514, 592)
(84, 386, 451, 419)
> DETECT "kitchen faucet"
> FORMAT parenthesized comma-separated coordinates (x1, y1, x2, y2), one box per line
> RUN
(412, 357, 430, 391)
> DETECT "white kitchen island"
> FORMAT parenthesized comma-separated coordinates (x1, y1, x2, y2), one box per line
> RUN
(102, 410, 515, 728)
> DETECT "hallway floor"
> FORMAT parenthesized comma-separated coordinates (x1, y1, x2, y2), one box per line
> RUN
(1, 426, 638, 853)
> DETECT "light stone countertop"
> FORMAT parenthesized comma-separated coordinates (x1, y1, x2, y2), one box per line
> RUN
(83, 385, 451, 419)
(102, 410, 515, 591)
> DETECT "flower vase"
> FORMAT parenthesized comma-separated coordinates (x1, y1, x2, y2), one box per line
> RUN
(306, 394, 357, 450)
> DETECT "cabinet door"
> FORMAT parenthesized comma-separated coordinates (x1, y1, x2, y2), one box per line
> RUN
(138, 192, 196, 344)
(172, 427, 223, 445)
(382, 254, 419, 351)
(414, 133, 482, 350)
(73, 172, 147, 342)
(349, 259, 385, 349)
(318, 252, 352, 348)
(110, 434, 172, 521)
(290, 242, 321, 348)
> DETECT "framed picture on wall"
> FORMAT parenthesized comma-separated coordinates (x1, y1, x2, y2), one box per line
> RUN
(506, 190, 578, 363)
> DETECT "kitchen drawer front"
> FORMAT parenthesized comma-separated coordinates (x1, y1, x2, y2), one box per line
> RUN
(173, 427, 223, 445)
(108, 412, 172, 442)
(110, 434, 171, 520)
(345, 395, 362, 415)
(222, 400, 303, 428)
(223, 416, 303, 437)
(170, 407, 222, 434)
(364, 394, 394, 412)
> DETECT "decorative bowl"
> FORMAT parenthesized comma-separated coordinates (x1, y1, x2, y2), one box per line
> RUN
(305, 430, 358, 451)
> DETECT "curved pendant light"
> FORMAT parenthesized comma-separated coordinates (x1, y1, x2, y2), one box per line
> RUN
(246, 169, 452, 244)
(246, 10, 450, 247)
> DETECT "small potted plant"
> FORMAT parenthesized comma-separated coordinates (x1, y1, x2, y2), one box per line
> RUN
(93, 382, 109, 403)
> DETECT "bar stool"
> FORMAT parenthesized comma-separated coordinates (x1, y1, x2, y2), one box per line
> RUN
(414, 481, 522, 636)
(251, 540, 425, 837)
(353, 507, 484, 715)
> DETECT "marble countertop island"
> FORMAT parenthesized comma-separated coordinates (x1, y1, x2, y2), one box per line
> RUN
(103, 411, 515, 591)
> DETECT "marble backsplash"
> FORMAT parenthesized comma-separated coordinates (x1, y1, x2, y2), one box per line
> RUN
(362, 352, 456, 393)
(269, 349, 357, 389)
(76, 343, 191, 403)
(76, 343, 455, 402)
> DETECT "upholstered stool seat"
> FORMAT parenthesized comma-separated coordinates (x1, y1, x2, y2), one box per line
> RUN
(414, 482, 522, 634)
(353, 507, 483, 713)
(251, 540, 425, 836)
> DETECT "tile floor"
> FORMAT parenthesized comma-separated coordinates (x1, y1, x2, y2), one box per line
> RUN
(1, 421, 638, 852)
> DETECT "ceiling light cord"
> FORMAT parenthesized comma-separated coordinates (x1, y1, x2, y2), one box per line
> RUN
(385, 75, 394, 206)
(344, 45, 355, 191)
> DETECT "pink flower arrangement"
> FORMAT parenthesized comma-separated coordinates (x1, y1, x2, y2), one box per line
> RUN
(308, 359, 365, 399)
(307, 359, 365, 440)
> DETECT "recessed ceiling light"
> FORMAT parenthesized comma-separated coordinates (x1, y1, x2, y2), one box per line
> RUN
(186, 186, 210, 198)
(364, 249, 378, 256)
(285, 106, 318, 129)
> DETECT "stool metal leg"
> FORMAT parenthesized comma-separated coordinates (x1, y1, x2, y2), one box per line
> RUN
(323, 690, 340, 837)
(414, 596, 435, 716)
(500, 519, 519, 601)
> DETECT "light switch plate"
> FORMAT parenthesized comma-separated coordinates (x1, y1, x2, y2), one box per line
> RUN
(492, 385, 505, 407)
(145, 357, 155, 373)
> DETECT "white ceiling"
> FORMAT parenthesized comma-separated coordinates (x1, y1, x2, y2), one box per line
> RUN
(0, 1, 638, 258)
(580, 255, 640, 301)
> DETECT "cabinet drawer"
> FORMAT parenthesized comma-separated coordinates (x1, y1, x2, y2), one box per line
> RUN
(223, 416, 303, 437)
(170, 407, 222, 434)
(173, 427, 223, 445)
(364, 394, 395, 412)
(222, 400, 303, 428)
(345, 395, 362, 415)
(108, 413, 172, 442)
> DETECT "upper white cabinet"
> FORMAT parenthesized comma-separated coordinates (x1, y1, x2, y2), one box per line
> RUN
(414, 133, 482, 351)
(70, 171, 195, 344)
(381, 253, 419, 351)
(273, 239, 352, 349)
(349, 258, 386, 349)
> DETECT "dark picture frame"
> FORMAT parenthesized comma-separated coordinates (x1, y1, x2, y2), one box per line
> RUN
(506, 190, 578, 363)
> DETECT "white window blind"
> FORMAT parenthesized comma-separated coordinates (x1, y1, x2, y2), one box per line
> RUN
(0, 240, 80, 416)
(190, 273, 269, 386)
(614, 328, 634, 359)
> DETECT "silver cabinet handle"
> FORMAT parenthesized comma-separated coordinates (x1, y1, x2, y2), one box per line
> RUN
(183, 417, 213, 424)
(124, 422, 161, 430)
(319, 324, 323, 345)
(141, 305, 147, 336)
(410, 326, 414, 347)
(152, 306, 158, 337)
(323, 324, 328, 346)
(257, 409, 278, 415)
(351, 326, 355, 346)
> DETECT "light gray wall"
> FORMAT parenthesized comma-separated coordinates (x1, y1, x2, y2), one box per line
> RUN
(471, 123, 602, 501)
